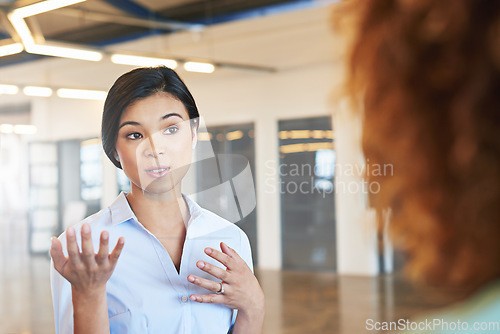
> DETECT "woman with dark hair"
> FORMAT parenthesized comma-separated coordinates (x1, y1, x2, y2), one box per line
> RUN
(50, 67, 264, 334)
(342, 0, 500, 332)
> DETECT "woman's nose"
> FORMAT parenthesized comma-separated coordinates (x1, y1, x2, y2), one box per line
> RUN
(143, 133, 166, 158)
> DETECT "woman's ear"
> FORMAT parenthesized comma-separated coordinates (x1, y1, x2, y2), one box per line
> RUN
(114, 153, 120, 162)
(191, 129, 198, 149)
(191, 118, 199, 149)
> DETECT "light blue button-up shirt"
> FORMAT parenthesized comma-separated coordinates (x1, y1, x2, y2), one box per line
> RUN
(50, 192, 253, 334)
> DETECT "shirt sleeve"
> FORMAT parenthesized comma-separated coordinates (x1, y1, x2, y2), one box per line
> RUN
(50, 234, 74, 334)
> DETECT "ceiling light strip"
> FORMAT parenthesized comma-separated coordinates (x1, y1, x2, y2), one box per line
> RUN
(57, 88, 107, 100)
(0, 83, 108, 100)
(12, 0, 87, 19)
(23, 86, 53, 97)
(0, 43, 24, 57)
(183, 61, 215, 73)
(7, 0, 103, 62)
(13, 124, 37, 134)
(29, 44, 102, 61)
(111, 54, 177, 68)
(0, 124, 14, 133)
(7, 14, 35, 46)
(0, 84, 19, 95)
(0, 124, 38, 135)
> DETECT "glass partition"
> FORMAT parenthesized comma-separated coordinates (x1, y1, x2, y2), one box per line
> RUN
(278, 116, 336, 271)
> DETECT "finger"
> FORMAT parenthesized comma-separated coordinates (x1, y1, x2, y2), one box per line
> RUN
(187, 275, 224, 293)
(189, 294, 225, 304)
(109, 237, 125, 266)
(96, 231, 110, 264)
(204, 247, 236, 270)
(80, 223, 95, 265)
(65, 227, 82, 265)
(220, 242, 245, 264)
(50, 237, 67, 273)
(196, 261, 230, 283)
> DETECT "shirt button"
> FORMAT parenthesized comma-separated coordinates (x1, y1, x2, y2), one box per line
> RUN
(181, 296, 188, 303)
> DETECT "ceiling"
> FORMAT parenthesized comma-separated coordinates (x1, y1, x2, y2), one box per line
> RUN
(0, 0, 341, 105)
(0, 0, 322, 67)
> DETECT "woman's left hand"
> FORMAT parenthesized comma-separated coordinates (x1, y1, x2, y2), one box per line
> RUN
(187, 242, 265, 320)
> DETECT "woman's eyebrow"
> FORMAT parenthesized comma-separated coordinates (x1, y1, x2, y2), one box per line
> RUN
(119, 121, 140, 129)
(119, 113, 184, 129)
(162, 113, 184, 121)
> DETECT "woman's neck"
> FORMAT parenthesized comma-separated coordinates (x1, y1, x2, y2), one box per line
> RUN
(125, 184, 190, 236)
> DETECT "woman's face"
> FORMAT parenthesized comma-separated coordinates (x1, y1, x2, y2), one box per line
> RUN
(115, 92, 196, 198)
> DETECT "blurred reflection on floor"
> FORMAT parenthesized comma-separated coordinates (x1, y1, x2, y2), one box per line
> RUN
(258, 270, 456, 334)
(1, 216, 456, 334)
(1, 213, 54, 334)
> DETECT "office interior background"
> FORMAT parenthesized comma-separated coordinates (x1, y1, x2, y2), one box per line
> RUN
(0, 0, 457, 333)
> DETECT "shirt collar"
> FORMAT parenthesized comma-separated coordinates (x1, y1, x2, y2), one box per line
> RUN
(108, 192, 231, 238)
(109, 192, 138, 226)
(182, 193, 203, 225)
(183, 194, 232, 239)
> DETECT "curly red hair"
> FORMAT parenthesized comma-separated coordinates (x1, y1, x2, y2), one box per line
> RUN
(343, 0, 500, 294)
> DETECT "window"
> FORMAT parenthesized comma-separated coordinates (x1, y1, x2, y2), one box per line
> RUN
(80, 140, 102, 201)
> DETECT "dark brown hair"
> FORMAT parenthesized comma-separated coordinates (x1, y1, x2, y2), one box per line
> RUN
(344, 0, 500, 294)
(102, 66, 199, 169)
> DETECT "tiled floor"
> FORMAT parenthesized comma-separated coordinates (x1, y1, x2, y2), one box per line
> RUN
(0, 215, 457, 334)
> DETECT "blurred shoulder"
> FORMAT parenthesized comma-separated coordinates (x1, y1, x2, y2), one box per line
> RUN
(401, 280, 500, 334)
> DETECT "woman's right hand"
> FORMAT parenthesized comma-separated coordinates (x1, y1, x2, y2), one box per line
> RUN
(50, 223, 125, 292)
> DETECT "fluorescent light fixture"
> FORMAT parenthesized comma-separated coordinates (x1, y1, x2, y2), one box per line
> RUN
(0, 123, 37, 134)
(23, 86, 53, 97)
(184, 61, 215, 73)
(0, 43, 24, 57)
(57, 88, 107, 100)
(11, 0, 87, 18)
(14, 124, 37, 134)
(7, 13, 35, 46)
(8, 1, 101, 62)
(0, 84, 19, 95)
(0, 124, 14, 133)
(111, 54, 177, 68)
(28, 44, 102, 61)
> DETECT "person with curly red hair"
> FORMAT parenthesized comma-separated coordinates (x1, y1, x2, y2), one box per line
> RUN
(343, 0, 500, 332)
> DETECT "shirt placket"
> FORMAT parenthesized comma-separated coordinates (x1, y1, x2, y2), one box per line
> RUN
(148, 231, 193, 334)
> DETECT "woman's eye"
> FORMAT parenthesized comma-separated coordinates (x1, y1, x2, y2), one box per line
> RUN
(164, 126, 179, 135)
(126, 132, 142, 140)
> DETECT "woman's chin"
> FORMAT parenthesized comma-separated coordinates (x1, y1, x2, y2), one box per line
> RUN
(139, 182, 181, 200)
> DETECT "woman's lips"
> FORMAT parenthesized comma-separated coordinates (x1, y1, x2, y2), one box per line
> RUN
(145, 166, 171, 178)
